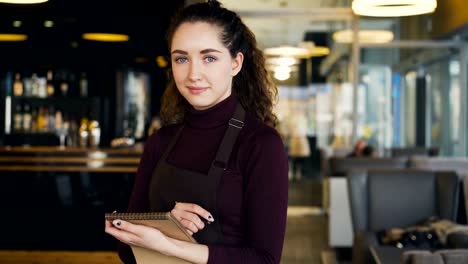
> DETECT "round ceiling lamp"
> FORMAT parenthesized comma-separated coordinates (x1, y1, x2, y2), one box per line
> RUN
(333, 29, 394, 43)
(311, 46, 330, 57)
(298, 41, 330, 57)
(82, 33, 129, 42)
(0, 0, 48, 3)
(273, 65, 291, 81)
(352, 0, 437, 17)
(264, 46, 311, 58)
(266, 57, 299, 67)
(0, 34, 28, 41)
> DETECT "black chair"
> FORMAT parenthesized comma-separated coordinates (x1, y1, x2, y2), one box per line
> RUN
(401, 249, 468, 264)
(324, 156, 410, 248)
(389, 147, 439, 158)
(409, 157, 468, 224)
(328, 156, 408, 176)
(347, 169, 460, 264)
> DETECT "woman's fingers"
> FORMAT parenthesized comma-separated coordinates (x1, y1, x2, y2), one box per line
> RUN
(173, 202, 214, 223)
(104, 220, 113, 232)
(171, 208, 205, 230)
(180, 218, 200, 234)
(104, 220, 142, 246)
(170, 202, 216, 235)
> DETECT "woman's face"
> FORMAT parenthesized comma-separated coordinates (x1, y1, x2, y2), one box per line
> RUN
(171, 22, 243, 110)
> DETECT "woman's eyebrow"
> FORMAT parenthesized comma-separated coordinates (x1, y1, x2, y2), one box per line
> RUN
(171, 49, 188, 55)
(171, 48, 222, 55)
(200, 48, 221, 54)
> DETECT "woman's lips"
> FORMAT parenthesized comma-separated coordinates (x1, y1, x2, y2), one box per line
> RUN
(187, 86, 208, 95)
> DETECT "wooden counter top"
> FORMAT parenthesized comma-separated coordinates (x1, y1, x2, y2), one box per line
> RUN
(0, 250, 122, 264)
(0, 145, 144, 154)
(0, 145, 143, 173)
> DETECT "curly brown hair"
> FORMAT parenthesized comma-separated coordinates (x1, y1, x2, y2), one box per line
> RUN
(160, 0, 278, 128)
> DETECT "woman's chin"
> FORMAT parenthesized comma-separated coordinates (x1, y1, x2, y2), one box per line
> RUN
(188, 99, 213, 111)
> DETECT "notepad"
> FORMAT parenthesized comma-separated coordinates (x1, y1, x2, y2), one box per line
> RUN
(105, 212, 197, 264)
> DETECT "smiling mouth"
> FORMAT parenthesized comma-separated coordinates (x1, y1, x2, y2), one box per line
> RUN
(187, 86, 208, 95)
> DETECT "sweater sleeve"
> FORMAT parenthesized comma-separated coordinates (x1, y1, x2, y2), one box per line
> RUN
(117, 131, 160, 264)
(207, 128, 289, 264)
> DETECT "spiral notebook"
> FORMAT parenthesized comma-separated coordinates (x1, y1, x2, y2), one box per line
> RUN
(105, 212, 197, 264)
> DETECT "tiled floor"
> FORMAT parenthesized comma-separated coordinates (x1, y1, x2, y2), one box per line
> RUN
(282, 178, 331, 264)
(281, 209, 328, 264)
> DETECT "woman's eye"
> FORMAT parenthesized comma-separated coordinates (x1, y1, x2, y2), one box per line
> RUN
(175, 57, 188, 63)
(205, 56, 216, 63)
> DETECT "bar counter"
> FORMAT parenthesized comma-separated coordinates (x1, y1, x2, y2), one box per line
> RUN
(0, 145, 143, 172)
(0, 145, 143, 252)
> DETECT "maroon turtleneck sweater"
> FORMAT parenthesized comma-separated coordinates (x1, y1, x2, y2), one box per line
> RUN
(118, 95, 289, 264)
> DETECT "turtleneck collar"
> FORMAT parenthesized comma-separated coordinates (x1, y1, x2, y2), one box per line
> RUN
(187, 94, 238, 129)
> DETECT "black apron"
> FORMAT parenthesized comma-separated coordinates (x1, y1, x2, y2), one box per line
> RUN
(148, 103, 245, 244)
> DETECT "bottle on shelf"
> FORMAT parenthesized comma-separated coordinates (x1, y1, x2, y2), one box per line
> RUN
(22, 104, 32, 133)
(46, 70, 55, 97)
(36, 106, 44, 132)
(31, 107, 38, 133)
(89, 119, 101, 147)
(79, 117, 89, 147)
(13, 73, 24, 97)
(23, 77, 32, 97)
(54, 109, 63, 130)
(79, 72, 88, 97)
(43, 106, 50, 132)
(13, 104, 23, 132)
(67, 118, 78, 147)
(31, 73, 39, 97)
(59, 71, 69, 97)
(48, 106, 55, 132)
(38, 77, 47, 98)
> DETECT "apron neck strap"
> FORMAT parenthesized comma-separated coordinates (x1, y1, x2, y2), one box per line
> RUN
(208, 103, 246, 174)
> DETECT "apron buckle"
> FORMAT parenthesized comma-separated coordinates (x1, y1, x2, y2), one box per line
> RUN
(229, 118, 244, 129)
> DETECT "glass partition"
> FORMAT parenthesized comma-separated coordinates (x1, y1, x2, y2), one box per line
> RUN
(425, 57, 461, 156)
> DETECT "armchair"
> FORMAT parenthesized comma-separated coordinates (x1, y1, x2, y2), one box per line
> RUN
(347, 170, 460, 264)
(401, 249, 468, 264)
(328, 156, 408, 176)
(389, 147, 439, 158)
(325, 157, 409, 247)
(409, 157, 468, 224)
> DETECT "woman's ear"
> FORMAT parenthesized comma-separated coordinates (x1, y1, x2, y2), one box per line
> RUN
(231, 52, 244, 76)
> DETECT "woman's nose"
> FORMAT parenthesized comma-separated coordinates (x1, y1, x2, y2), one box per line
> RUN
(188, 61, 202, 81)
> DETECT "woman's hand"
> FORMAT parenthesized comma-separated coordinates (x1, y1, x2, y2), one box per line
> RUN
(171, 202, 214, 235)
(105, 219, 176, 256)
(105, 219, 210, 263)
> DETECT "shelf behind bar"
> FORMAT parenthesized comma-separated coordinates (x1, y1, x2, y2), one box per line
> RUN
(0, 157, 140, 163)
(0, 146, 142, 172)
(0, 146, 143, 155)
(0, 165, 137, 173)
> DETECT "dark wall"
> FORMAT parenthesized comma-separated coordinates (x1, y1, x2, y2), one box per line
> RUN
(0, 0, 184, 144)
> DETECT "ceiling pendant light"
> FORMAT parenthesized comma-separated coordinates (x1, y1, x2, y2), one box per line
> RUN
(0, 0, 48, 3)
(352, 0, 437, 17)
(0, 33, 28, 41)
(82, 33, 129, 42)
(311, 46, 330, 57)
(264, 46, 311, 58)
(333, 29, 394, 43)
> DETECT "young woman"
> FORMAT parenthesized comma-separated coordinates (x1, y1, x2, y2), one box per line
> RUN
(105, 1, 289, 263)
